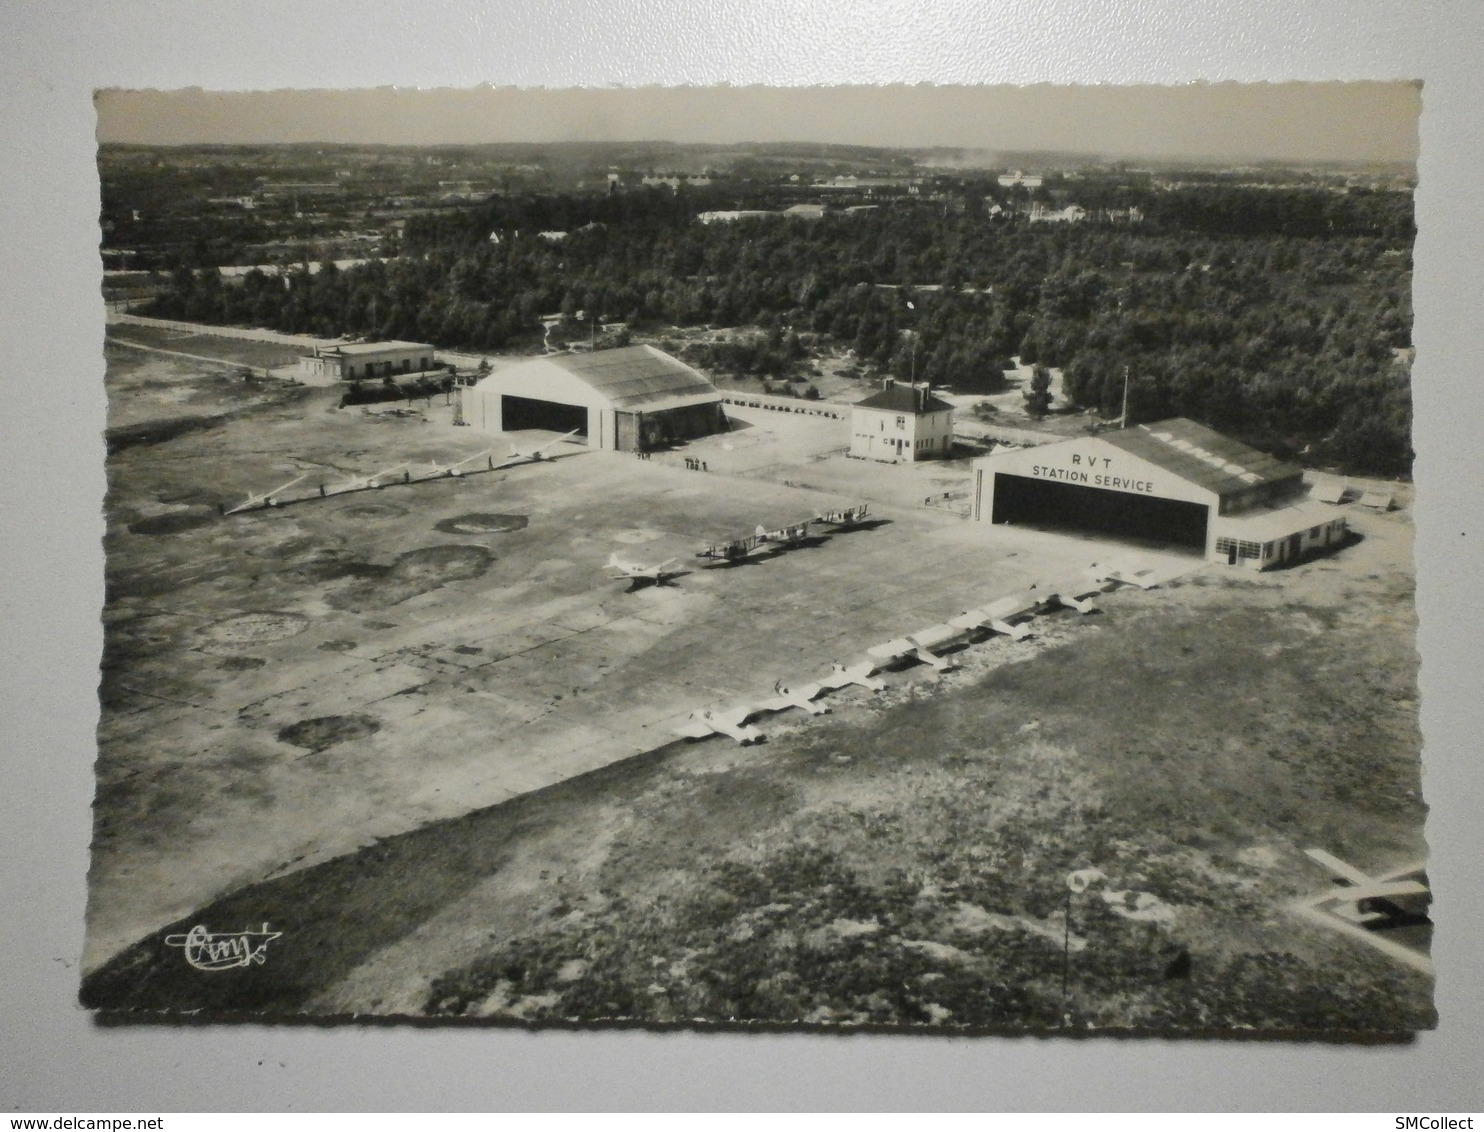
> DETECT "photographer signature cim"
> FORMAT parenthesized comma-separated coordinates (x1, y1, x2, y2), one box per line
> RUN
(163, 924, 282, 971)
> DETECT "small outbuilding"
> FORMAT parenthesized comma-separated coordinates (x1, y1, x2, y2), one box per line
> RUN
(972, 417, 1348, 569)
(464, 345, 726, 452)
(298, 340, 436, 382)
(850, 379, 955, 463)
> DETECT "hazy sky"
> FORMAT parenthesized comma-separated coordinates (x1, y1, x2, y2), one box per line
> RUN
(96, 82, 1419, 164)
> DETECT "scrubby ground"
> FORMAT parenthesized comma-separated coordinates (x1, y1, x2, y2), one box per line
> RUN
(83, 500, 1428, 1032)
(409, 549, 1427, 1033)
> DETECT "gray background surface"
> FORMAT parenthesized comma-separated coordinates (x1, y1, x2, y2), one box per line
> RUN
(2, 0, 1480, 1111)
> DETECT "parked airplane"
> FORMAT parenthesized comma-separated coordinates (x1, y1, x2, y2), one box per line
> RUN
(1087, 561, 1160, 590)
(1041, 586, 1101, 615)
(868, 624, 964, 672)
(813, 504, 871, 529)
(753, 679, 831, 716)
(1293, 848, 1432, 975)
(415, 449, 497, 480)
(673, 707, 765, 745)
(754, 521, 813, 547)
(696, 535, 769, 563)
(327, 462, 412, 496)
(504, 428, 582, 463)
(1044, 587, 1104, 614)
(1302, 849, 1430, 926)
(605, 552, 684, 585)
(223, 471, 316, 515)
(819, 660, 887, 694)
(949, 593, 1037, 640)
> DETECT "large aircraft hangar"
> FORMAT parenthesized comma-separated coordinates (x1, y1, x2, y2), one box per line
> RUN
(972, 418, 1349, 569)
(465, 345, 727, 452)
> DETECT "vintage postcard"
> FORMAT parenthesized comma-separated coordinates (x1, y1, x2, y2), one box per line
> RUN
(82, 83, 1430, 1033)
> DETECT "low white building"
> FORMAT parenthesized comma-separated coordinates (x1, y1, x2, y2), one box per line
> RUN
(997, 171, 1044, 188)
(297, 340, 436, 382)
(850, 379, 955, 463)
(1029, 204, 1087, 223)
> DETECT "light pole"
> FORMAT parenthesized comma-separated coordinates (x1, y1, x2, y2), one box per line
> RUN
(905, 299, 917, 385)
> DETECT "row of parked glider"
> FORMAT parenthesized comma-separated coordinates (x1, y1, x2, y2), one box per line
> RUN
(673, 558, 1166, 744)
(222, 430, 582, 516)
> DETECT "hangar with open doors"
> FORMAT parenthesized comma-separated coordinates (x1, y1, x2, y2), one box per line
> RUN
(972, 418, 1351, 569)
(990, 472, 1212, 549)
(498, 394, 589, 437)
(464, 345, 726, 452)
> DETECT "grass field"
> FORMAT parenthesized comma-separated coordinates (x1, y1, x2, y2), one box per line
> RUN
(107, 322, 312, 371)
(81, 555, 1429, 1030)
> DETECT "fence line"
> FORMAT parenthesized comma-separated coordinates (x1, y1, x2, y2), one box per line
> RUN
(720, 392, 846, 420)
(107, 313, 339, 350)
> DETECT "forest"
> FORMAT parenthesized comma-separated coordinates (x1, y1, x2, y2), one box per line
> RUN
(137, 182, 1415, 475)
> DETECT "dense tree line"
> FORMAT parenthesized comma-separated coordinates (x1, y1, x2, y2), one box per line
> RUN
(142, 184, 1415, 475)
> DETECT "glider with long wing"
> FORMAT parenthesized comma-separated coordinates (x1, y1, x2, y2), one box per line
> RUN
(868, 623, 964, 672)
(223, 471, 315, 515)
(673, 707, 765, 745)
(818, 660, 887, 694)
(752, 680, 831, 717)
(504, 428, 582, 463)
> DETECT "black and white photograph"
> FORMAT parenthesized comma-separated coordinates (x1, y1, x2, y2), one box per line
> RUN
(76, 81, 1434, 1034)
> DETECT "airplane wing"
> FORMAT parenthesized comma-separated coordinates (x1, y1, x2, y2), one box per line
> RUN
(819, 663, 884, 692)
(674, 718, 717, 739)
(1303, 848, 1376, 886)
(712, 705, 759, 728)
(227, 472, 313, 513)
(905, 636, 959, 671)
(867, 637, 915, 662)
(707, 707, 766, 743)
(1051, 592, 1099, 614)
(907, 624, 961, 650)
(749, 696, 795, 716)
(1330, 878, 1430, 903)
(534, 428, 583, 457)
(1101, 561, 1159, 589)
(842, 661, 886, 690)
(948, 608, 993, 631)
(985, 592, 1040, 620)
(1043, 572, 1105, 602)
(989, 619, 1033, 641)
